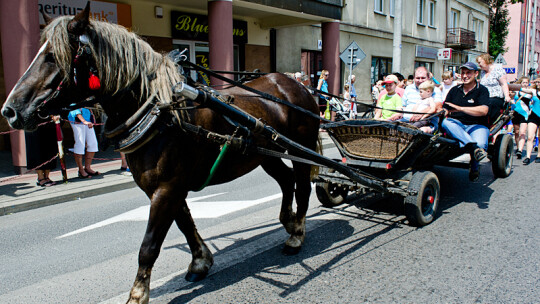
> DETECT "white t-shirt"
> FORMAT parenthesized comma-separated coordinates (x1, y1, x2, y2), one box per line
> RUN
(441, 81, 457, 101)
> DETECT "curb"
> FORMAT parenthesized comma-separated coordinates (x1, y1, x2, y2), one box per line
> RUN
(0, 179, 137, 216)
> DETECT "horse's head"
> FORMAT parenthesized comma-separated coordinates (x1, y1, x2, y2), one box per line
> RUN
(1, 3, 99, 131)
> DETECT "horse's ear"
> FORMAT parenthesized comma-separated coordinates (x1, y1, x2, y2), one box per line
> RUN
(41, 10, 53, 25)
(67, 2, 91, 35)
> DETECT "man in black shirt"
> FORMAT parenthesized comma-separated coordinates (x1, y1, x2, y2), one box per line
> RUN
(441, 62, 490, 181)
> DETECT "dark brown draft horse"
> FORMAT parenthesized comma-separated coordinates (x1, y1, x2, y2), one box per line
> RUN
(1, 6, 320, 304)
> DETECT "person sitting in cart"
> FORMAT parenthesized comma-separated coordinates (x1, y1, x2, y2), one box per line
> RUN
(441, 62, 490, 182)
(401, 80, 438, 133)
(374, 74, 402, 120)
(389, 66, 443, 132)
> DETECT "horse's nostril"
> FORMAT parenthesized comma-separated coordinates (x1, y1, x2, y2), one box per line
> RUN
(1, 106, 16, 119)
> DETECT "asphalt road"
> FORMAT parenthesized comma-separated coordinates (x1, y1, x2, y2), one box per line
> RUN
(0, 147, 538, 303)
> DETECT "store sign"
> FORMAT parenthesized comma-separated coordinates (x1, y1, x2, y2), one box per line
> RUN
(37, 0, 131, 27)
(437, 48, 452, 60)
(504, 67, 516, 74)
(171, 11, 248, 44)
(415, 45, 438, 59)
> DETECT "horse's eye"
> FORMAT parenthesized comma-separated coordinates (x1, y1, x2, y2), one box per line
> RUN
(44, 53, 56, 63)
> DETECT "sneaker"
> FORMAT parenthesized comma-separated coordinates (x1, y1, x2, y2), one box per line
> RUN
(535, 157, 540, 163)
(473, 148, 488, 162)
(523, 158, 531, 165)
(121, 168, 132, 176)
(516, 150, 522, 159)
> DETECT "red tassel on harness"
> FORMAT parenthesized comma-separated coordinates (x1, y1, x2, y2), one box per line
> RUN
(88, 72, 101, 90)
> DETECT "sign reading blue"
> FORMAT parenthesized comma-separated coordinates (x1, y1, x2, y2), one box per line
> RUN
(171, 11, 248, 44)
(504, 67, 516, 74)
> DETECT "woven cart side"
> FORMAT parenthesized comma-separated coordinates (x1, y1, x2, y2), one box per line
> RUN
(329, 124, 415, 160)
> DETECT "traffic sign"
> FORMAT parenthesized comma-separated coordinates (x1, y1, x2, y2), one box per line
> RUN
(437, 48, 452, 60)
(339, 41, 365, 70)
(494, 54, 507, 65)
(504, 67, 516, 74)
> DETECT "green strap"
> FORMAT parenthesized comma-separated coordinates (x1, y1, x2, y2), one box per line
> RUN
(195, 143, 230, 191)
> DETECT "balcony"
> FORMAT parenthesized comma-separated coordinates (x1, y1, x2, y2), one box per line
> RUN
(446, 28, 476, 50)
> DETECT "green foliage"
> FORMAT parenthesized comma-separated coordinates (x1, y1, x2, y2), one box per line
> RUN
(488, 0, 524, 57)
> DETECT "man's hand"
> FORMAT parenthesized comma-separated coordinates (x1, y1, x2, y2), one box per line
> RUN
(444, 102, 461, 113)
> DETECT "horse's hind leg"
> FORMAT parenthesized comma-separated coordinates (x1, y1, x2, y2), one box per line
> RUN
(262, 158, 306, 254)
(173, 202, 214, 282)
(127, 190, 178, 304)
(286, 161, 312, 254)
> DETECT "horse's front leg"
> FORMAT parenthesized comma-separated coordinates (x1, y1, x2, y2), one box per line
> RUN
(127, 189, 178, 304)
(282, 162, 312, 255)
(174, 202, 214, 282)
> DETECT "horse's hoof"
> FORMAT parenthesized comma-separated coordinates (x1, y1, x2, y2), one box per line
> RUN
(185, 271, 208, 282)
(282, 245, 301, 256)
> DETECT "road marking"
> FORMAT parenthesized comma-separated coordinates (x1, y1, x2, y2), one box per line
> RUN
(57, 192, 282, 239)
(99, 201, 340, 304)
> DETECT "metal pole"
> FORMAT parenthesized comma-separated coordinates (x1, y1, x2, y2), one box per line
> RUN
(393, 0, 403, 72)
(54, 118, 68, 183)
(529, 0, 538, 77)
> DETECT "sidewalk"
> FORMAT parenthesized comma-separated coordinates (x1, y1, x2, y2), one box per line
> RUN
(0, 133, 335, 216)
(0, 147, 136, 216)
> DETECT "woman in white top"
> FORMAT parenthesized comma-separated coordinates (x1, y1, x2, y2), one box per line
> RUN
(477, 53, 512, 125)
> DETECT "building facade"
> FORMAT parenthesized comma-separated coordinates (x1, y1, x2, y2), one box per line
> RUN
(1, 0, 490, 171)
(505, 0, 540, 82)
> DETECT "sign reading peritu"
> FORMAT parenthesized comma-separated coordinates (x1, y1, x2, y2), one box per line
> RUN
(171, 11, 248, 44)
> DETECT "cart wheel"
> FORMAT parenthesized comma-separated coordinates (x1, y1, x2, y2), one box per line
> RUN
(316, 169, 349, 207)
(404, 171, 440, 227)
(492, 134, 513, 178)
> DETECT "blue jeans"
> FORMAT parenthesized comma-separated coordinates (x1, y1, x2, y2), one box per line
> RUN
(442, 118, 489, 171)
(441, 118, 489, 150)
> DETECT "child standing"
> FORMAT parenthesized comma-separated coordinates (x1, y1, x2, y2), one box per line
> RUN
(374, 75, 402, 120)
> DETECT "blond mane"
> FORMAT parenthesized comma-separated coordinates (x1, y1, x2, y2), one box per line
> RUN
(42, 17, 183, 105)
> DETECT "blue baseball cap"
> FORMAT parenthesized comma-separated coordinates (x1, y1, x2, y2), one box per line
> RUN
(460, 62, 479, 71)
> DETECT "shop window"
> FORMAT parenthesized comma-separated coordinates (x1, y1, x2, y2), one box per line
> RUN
(173, 40, 239, 86)
(414, 61, 433, 73)
(371, 57, 393, 84)
(301, 50, 323, 87)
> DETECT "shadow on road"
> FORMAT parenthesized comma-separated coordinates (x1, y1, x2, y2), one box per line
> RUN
(150, 206, 409, 303)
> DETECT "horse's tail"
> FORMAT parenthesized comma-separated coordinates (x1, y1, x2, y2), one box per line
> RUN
(310, 134, 323, 181)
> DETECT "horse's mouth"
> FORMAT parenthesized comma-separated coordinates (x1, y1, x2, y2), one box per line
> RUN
(2, 93, 52, 131)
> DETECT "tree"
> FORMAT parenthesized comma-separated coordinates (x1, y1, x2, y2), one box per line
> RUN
(488, 0, 524, 57)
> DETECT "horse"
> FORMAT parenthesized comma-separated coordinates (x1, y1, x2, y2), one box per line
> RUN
(1, 5, 320, 304)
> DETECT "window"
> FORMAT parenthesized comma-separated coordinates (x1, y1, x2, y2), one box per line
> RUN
(428, 1, 435, 27)
(478, 20, 484, 42)
(371, 57, 393, 84)
(389, 0, 395, 16)
(450, 10, 460, 29)
(374, 0, 384, 13)
(472, 18, 477, 32)
(417, 0, 425, 24)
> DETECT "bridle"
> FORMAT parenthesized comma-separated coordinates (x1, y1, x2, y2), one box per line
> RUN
(35, 34, 100, 119)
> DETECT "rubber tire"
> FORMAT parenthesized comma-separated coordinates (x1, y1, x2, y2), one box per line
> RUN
(404, 171, 440, 227)
(316, 169, 349, 208)
(492, 134, 513, 178)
